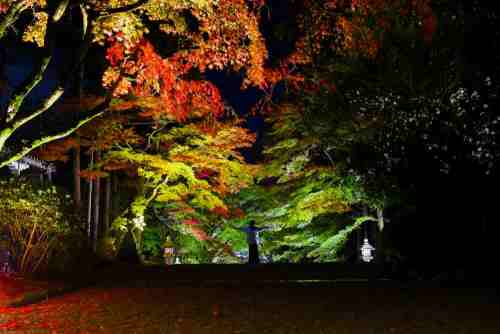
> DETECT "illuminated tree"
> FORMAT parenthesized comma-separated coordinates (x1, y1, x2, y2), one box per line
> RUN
(1, 0, 268, 260)
(0, 0, 268, 168)
(37, 27, 263, 258)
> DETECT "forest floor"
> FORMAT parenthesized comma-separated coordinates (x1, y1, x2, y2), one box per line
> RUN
(1, 264, 499, 333)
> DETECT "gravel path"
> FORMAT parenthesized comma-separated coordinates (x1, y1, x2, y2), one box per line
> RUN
(1, 278, 499, 334)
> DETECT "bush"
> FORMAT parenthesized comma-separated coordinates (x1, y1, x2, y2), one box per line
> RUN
(0, 178, 82, 275)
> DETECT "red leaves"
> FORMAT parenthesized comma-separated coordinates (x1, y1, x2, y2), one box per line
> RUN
(189, 226, 209, 241)
(211, 206, 230, 219)
(422, 13, 437, 43)
(183, 219, 200, 225)
(182, 220, 210, 241)
(103, 39, 224, 122)
(0, 3, 9, 14)
(195, 168, 215, 180)
(106, 42, 125, 66)
(231, 208, 245, 219)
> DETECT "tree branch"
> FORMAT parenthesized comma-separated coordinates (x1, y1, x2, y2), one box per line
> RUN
(5, 54, 53, 123)
(0, 0, 30, 40)
(52, 0, 71, 23)
(11, 86, 65, 130)
(0, 110, 105, 169)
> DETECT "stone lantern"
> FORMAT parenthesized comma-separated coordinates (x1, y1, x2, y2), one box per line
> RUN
(360, 237, 375, 263)
(163, 237, 176, 265)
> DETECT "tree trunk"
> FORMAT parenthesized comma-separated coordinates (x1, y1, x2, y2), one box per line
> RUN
(87, 152, 93, 240)
(103, 175, 111, 232)
(73, 62, 84, 215)
(376, 208, 385, 264)
(355, 229, 362, 263)
(73, 141, 81, 212)
(92, 151, 101, 252)
(111, 173, 120, 220)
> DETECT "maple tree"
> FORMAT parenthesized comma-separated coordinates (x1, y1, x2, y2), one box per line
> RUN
(49, 104, 257, 261)
(1, 0, 269, 260)
(31, 0, 268, 258)
(0, 0, 267, 167)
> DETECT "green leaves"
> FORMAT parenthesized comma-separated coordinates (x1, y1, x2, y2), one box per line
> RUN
(0, 178, 80, 273)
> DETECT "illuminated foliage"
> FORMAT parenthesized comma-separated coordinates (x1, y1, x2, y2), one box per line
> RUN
(96, 116, 256, 259)
(21, 11, 47, 47)
(0, 0, 267, 168)
(225, 107, 384, 262)
(0, 179, 80, 274)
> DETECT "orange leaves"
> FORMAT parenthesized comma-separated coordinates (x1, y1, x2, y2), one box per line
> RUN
(76, 114, 143, 152)
(183, 0, 268, 88)
(102, 159, 135, 172)
(102, 39, 225, 121)
(336, 16, 380, 59)
(36, 137, 79, 162)
(78, 169, 108, 181)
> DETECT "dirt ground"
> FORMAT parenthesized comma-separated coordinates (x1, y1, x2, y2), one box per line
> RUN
(1, 271, 499, 333)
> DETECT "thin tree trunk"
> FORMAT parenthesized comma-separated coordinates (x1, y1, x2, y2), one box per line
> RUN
(104, 175, 111, 232)
(92, 151, 101, 252)
(87, 152, 93, 240)
(73, 62, 84, 214)
(111, 173, 120, 220)
(376, 208, 384, 264)
(73, 141, 81, 211)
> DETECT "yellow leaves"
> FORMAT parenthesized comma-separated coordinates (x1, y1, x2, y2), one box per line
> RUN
(213, 126, 256, 150)
(102, 68, 132, 97)
(190, 188, 226, 210)
(102, 67, 120, 88)
(156, 183, 189, 202)
(22, 11, 48, 47)
(92, 12, 147, 47)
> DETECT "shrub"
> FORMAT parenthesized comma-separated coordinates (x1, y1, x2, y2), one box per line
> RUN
(0, 178, 81, 274)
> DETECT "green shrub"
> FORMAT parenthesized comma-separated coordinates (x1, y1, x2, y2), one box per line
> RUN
(0, 178, 82, 274)
(141, 225, 167, 260)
